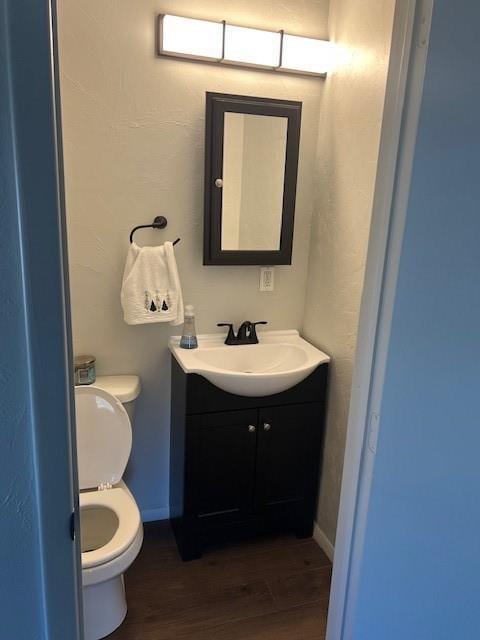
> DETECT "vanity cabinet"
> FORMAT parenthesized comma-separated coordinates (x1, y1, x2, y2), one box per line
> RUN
(170, 358, 328, 560)
(192, 409, 257, 524)
(255, 404, 322, 529)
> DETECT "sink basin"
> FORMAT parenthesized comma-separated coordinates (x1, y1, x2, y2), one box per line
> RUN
(169, 330, 330, 397)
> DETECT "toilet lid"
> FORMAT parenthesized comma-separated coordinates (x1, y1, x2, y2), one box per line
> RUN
(75, 386, 132, 490)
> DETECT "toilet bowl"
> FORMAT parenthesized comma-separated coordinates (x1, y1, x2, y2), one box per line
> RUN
(75, 378, 143, 640)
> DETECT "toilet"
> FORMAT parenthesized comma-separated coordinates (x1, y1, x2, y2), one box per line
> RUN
(75, 375, 143, 640)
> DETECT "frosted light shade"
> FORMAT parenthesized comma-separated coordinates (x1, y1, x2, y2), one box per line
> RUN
(160, 15, 223, 60)
(281, 34, 333, 74)
(224, 25, 281, 67)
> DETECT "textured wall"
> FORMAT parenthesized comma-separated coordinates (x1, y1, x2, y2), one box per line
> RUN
(302, 0, 395, 544)
(57, 0, 328, 518)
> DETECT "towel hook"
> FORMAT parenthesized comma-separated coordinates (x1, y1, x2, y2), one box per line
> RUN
(129, 216, 180, 245)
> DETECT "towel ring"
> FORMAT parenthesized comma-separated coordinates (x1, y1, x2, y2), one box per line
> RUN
(129, 216, 180, 245)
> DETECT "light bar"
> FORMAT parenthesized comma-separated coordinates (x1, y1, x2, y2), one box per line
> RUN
(158, 14, 332, 77)
(281, 34, 335, 75)
(159, 14, 223, 61)
(224, 25, 281, 68)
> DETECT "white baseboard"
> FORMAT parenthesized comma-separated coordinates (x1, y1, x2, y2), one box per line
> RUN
(313, 522, 335, 562)
(141, 507, 169, 522)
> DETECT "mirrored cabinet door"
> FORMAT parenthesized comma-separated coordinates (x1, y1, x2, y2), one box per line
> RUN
(204, 93, 302, 265)
(221, 112, 287, 252)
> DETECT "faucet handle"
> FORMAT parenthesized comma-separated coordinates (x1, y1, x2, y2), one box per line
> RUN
(249, 321, 268, 342)
(217, 323, 236, 345)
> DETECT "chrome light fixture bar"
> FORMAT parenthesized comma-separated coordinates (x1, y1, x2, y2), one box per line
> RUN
(157, 14, 333, 77)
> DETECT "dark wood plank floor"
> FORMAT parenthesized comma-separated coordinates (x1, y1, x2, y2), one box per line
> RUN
(108, 521, 332, 640)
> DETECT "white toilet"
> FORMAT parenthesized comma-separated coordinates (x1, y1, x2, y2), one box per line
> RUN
(75, 375, 143, 640)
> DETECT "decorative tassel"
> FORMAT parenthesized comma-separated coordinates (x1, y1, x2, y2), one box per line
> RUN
(162, 300, 169, 311)
(150, 300, 157, 312)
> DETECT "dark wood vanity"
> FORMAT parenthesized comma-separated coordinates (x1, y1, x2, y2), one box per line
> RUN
(169, 357, 328, 560)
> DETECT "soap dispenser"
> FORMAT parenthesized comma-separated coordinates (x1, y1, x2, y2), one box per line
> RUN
(180, 305, 198, 349)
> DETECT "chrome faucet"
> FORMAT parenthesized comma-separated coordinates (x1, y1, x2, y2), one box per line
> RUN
(217, 321, 268, 345)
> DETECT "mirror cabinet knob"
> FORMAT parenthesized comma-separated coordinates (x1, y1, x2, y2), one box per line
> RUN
(214, 178, 223, 188)
(248, 425, 256, 433)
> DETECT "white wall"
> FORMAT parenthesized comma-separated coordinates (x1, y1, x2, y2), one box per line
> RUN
(302, 0, 396, 544)
(57, 0, 328, 519)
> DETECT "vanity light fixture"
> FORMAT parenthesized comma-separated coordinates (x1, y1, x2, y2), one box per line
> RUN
(223, 24, 282, 68)
(281, 34, 334, 75)
(160, 14, 224, 61)
(157, 14, 333, 77)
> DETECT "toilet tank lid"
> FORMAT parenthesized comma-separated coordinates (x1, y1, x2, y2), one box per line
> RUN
(93, 375, 141, 403)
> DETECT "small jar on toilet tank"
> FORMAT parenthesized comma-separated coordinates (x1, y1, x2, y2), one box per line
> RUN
(74, 355, 96, 385)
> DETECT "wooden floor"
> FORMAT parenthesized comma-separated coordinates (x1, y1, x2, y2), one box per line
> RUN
(109, 521, 332, 640)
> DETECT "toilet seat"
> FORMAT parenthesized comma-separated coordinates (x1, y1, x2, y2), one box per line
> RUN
(81, 486, 141, 570)
(75, 386, 132, 491)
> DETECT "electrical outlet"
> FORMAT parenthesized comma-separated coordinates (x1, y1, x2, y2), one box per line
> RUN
(260, 267, 274, 292)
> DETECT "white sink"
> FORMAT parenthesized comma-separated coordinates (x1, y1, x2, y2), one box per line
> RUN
(169, 330, 330, 397)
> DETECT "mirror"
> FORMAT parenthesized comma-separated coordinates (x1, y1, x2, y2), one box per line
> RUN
(222, 113, 287, 251)
(204, 93, 302, 265)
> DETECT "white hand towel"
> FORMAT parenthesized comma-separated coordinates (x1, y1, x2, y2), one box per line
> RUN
(121, 241, 184, 325)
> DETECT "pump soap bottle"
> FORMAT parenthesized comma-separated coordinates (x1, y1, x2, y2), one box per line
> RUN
(180, 304, 198, 349)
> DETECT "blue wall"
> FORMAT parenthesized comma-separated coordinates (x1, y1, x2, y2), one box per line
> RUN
(351, 2, 480, 638)
(0, 7, 45, 636)
(0, 1, 82, 637)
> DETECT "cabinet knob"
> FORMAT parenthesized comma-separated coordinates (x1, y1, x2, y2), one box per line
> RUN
(248, 425, 256, 433)
(214, 178, 223, 188)
(263, 423, 271, 431)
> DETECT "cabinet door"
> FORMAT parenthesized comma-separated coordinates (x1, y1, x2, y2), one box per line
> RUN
(189, 409, 258, 523)
(255, 404, 324, 519)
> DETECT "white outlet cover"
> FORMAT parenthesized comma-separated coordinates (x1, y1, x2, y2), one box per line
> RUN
(260, 267, 274, 291)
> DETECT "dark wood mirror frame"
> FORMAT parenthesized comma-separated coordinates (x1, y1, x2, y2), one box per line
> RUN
(203, 93, 302, 266)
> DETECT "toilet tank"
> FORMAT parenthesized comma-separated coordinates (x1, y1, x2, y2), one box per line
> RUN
(92, 375, 141, 423)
